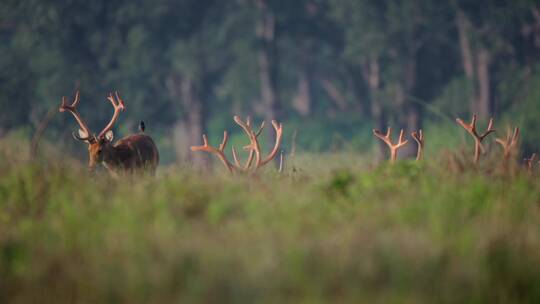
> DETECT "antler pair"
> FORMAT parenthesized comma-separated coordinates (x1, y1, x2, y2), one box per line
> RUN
(191, 116, 283, 173)
(59, 90, 125, 141)
(373, 128, 408, 162)
(495, 127, 519, 161)
(456, 115, 495, 164)
(373, 128, 424, 162)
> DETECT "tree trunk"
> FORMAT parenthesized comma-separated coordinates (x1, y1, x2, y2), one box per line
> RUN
(255, 0, 281, 157)
(181, 77, 210, 169)
(292, 68, 311, 116)
(476, 48, 491, 120)
(363, 56, 386, 161)
(456, 9, 477, 114)
(403, 56, 421, 159)
(455, 9, 492, 119)
(167, 74, 210, 170)
(319, 77, 348, 111)
(456, 10, 475, 80)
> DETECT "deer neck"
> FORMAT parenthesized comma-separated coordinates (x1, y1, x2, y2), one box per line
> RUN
(101, 144, 124, 170)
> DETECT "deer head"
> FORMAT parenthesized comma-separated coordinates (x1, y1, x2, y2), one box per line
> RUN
(191, 116, 283, 174)
(373, 127, 408, 162)
(59, 91, 125, 171)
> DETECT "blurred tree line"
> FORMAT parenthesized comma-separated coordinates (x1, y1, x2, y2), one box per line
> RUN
(1, 0, 540, 164)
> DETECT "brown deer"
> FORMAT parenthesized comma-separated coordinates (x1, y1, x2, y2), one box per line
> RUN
(59, 91, 159, 175)
(191, 116, 283, 174)
(373, 127, 409, 162)
(456, 114, 495, 164)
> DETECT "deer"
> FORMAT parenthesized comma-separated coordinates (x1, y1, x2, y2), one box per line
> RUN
(59, 91, 159, 175)
(373, 127, 409, 162)
(456, 114, 495, 164)
(191, 116, 283, 174)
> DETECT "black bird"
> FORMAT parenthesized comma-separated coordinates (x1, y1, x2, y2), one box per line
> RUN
(139, 121, 146, 133)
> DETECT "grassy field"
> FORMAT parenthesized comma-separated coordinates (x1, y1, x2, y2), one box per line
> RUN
(1, 140, 540, 303)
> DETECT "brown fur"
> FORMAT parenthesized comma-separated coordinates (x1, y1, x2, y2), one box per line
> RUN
(87, 133, 159, 175)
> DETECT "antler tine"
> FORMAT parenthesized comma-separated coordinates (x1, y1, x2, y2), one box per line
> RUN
(255, 121, 266, 137)
(457, 114, 496, 164)
(411, 129, 424, 161)
(396, 129, 408, 147)
(470, 114, 477, 132)
(496, 126, 520, 161)
(239, 121, 266, 170)
(233, 116, 251, 136)
(59, 90, 81, 111)
(373, 128, 392, 146)
(72, 90, 81, 107)
(258, 120, 283, 167)
(218, 131, 228, 151)
(231, 146, 242, 168)
(114, 91, 126, 108)
(479, 118, 495, 140)
(494, 133, 506, 146)
(98, 91, 126, 139)
(233, 115, 263, 170)
(512, 127, 520, 145)
(59, 91, 93, 140)
(202, 134, 210, 146)
(525, 153, 537, 173)
(373, 127, 408, 162)
(414, 129, 424, 142)
(191, 132, 235, 173)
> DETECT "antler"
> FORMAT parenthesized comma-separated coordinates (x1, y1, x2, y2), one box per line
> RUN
(232, 116, 283, 171)
(411, 130, 424, 161)
(456, 114, 495, 164)
(258, 120, 283, 167)
(232, 116, 265, 170)
(191, 116, 283, 173)
(525, 153, 537, 174)
(59, 91, 93, 141)
(373, 127, 408, 162)
(190, 132, 235, 173)
(495, 127, 519, 161)
(98, 91, 125, 139)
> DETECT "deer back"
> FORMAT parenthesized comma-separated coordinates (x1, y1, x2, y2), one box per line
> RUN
(111, 134, 159, 173)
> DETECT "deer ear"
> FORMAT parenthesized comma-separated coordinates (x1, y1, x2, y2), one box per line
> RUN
(78, 129, 89, 139)
(72, 129, 92, 143)
(104, 130, 114, 142)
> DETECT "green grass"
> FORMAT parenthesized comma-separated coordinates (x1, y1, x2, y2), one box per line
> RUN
(1, 141, 540, 303)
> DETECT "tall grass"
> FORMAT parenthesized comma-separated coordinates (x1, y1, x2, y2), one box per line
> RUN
(1, 139, 540, 303)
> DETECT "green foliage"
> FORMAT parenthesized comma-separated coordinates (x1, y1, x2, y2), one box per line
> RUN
(2, 0, 540, 155)
(1, 139, 540, 302)
(505, 64, 540, 153)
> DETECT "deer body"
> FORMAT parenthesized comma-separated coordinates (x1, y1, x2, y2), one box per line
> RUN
(60, 91, 159, 175)
(89, 133, 159, 174)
